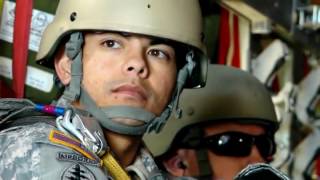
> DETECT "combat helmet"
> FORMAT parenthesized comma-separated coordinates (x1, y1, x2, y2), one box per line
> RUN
(144, 64, 279, 157)
(35, 0, 208, 135)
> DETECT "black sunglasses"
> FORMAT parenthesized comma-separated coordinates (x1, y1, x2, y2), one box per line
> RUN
(200, 131, 276, 161)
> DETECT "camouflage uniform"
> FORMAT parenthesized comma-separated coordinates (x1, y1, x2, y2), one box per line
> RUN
(0, 122, 107, 179)
(0, 99, 167, 180)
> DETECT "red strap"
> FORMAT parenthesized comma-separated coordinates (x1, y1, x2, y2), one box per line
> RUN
(12, 0, 33, 98)
(231, 14, 240, 68)
(217, 8, 241, 68)
(217, 8, 230, 65)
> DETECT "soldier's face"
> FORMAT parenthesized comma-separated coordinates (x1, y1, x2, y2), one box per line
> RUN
(203, 123, 266, 180)
(79, 32, 177, 116)
(167, 123, 267, 180)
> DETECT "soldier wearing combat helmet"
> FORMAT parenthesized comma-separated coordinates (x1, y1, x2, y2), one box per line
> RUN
(0, 0, 208, 179)
(144, 65, 282, 180)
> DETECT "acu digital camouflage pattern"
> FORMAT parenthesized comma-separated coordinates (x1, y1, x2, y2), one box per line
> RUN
(0, 99, 178, 180)
(0, 122, 109, 179)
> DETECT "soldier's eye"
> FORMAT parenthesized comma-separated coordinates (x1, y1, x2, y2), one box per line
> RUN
(148, 49, 169, 59)
(102, 39, 121, 49)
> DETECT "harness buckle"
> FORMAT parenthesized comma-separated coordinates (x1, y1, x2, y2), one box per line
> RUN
(56, 109, 107, 157)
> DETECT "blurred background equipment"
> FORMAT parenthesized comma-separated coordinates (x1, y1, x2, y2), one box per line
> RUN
(0, 0, 59, 103)
(201, 0, 320, 179)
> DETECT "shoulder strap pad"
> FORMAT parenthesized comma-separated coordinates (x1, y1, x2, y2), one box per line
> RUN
(0, 98, 54, 130)
(0, 98, 34, 118)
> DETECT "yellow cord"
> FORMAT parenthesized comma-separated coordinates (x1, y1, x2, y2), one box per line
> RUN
(102, 152, 131, 180)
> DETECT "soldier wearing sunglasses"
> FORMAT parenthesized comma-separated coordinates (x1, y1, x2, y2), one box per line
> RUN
(144, 65, 281, 180)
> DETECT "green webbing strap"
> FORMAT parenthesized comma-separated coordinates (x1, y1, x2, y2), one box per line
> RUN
(102, 107, 155, 122)
(183, 127, 212, 179)
(196, 148, 213, 179)
(80, 87, 156, 135)
(146, 51, 196, 133)
(146, 104, 172, 133)
(173, 51, 195, 118)
(61, 32, 83, 104)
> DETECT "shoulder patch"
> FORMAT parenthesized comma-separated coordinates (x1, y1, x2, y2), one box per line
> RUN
(57, 152, 101, 167)
(49, 130, 101, 163)
(61, 163, 96, 180)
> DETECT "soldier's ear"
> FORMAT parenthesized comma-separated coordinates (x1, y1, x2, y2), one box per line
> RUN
(162, 152, 188, 177)
(54, 47, 72, 85)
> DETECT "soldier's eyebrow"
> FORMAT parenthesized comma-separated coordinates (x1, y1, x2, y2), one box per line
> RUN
(93, 31, 183, 50)
(150, 38, 176, 47)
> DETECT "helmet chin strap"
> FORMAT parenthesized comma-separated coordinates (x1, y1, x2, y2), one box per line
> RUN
(58, 32, 83, 106)
(146, 51, 196, 133)
(57, 32, 195, 135)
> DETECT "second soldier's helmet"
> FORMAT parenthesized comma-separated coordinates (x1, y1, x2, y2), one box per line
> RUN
(144, 64, 279, 157)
